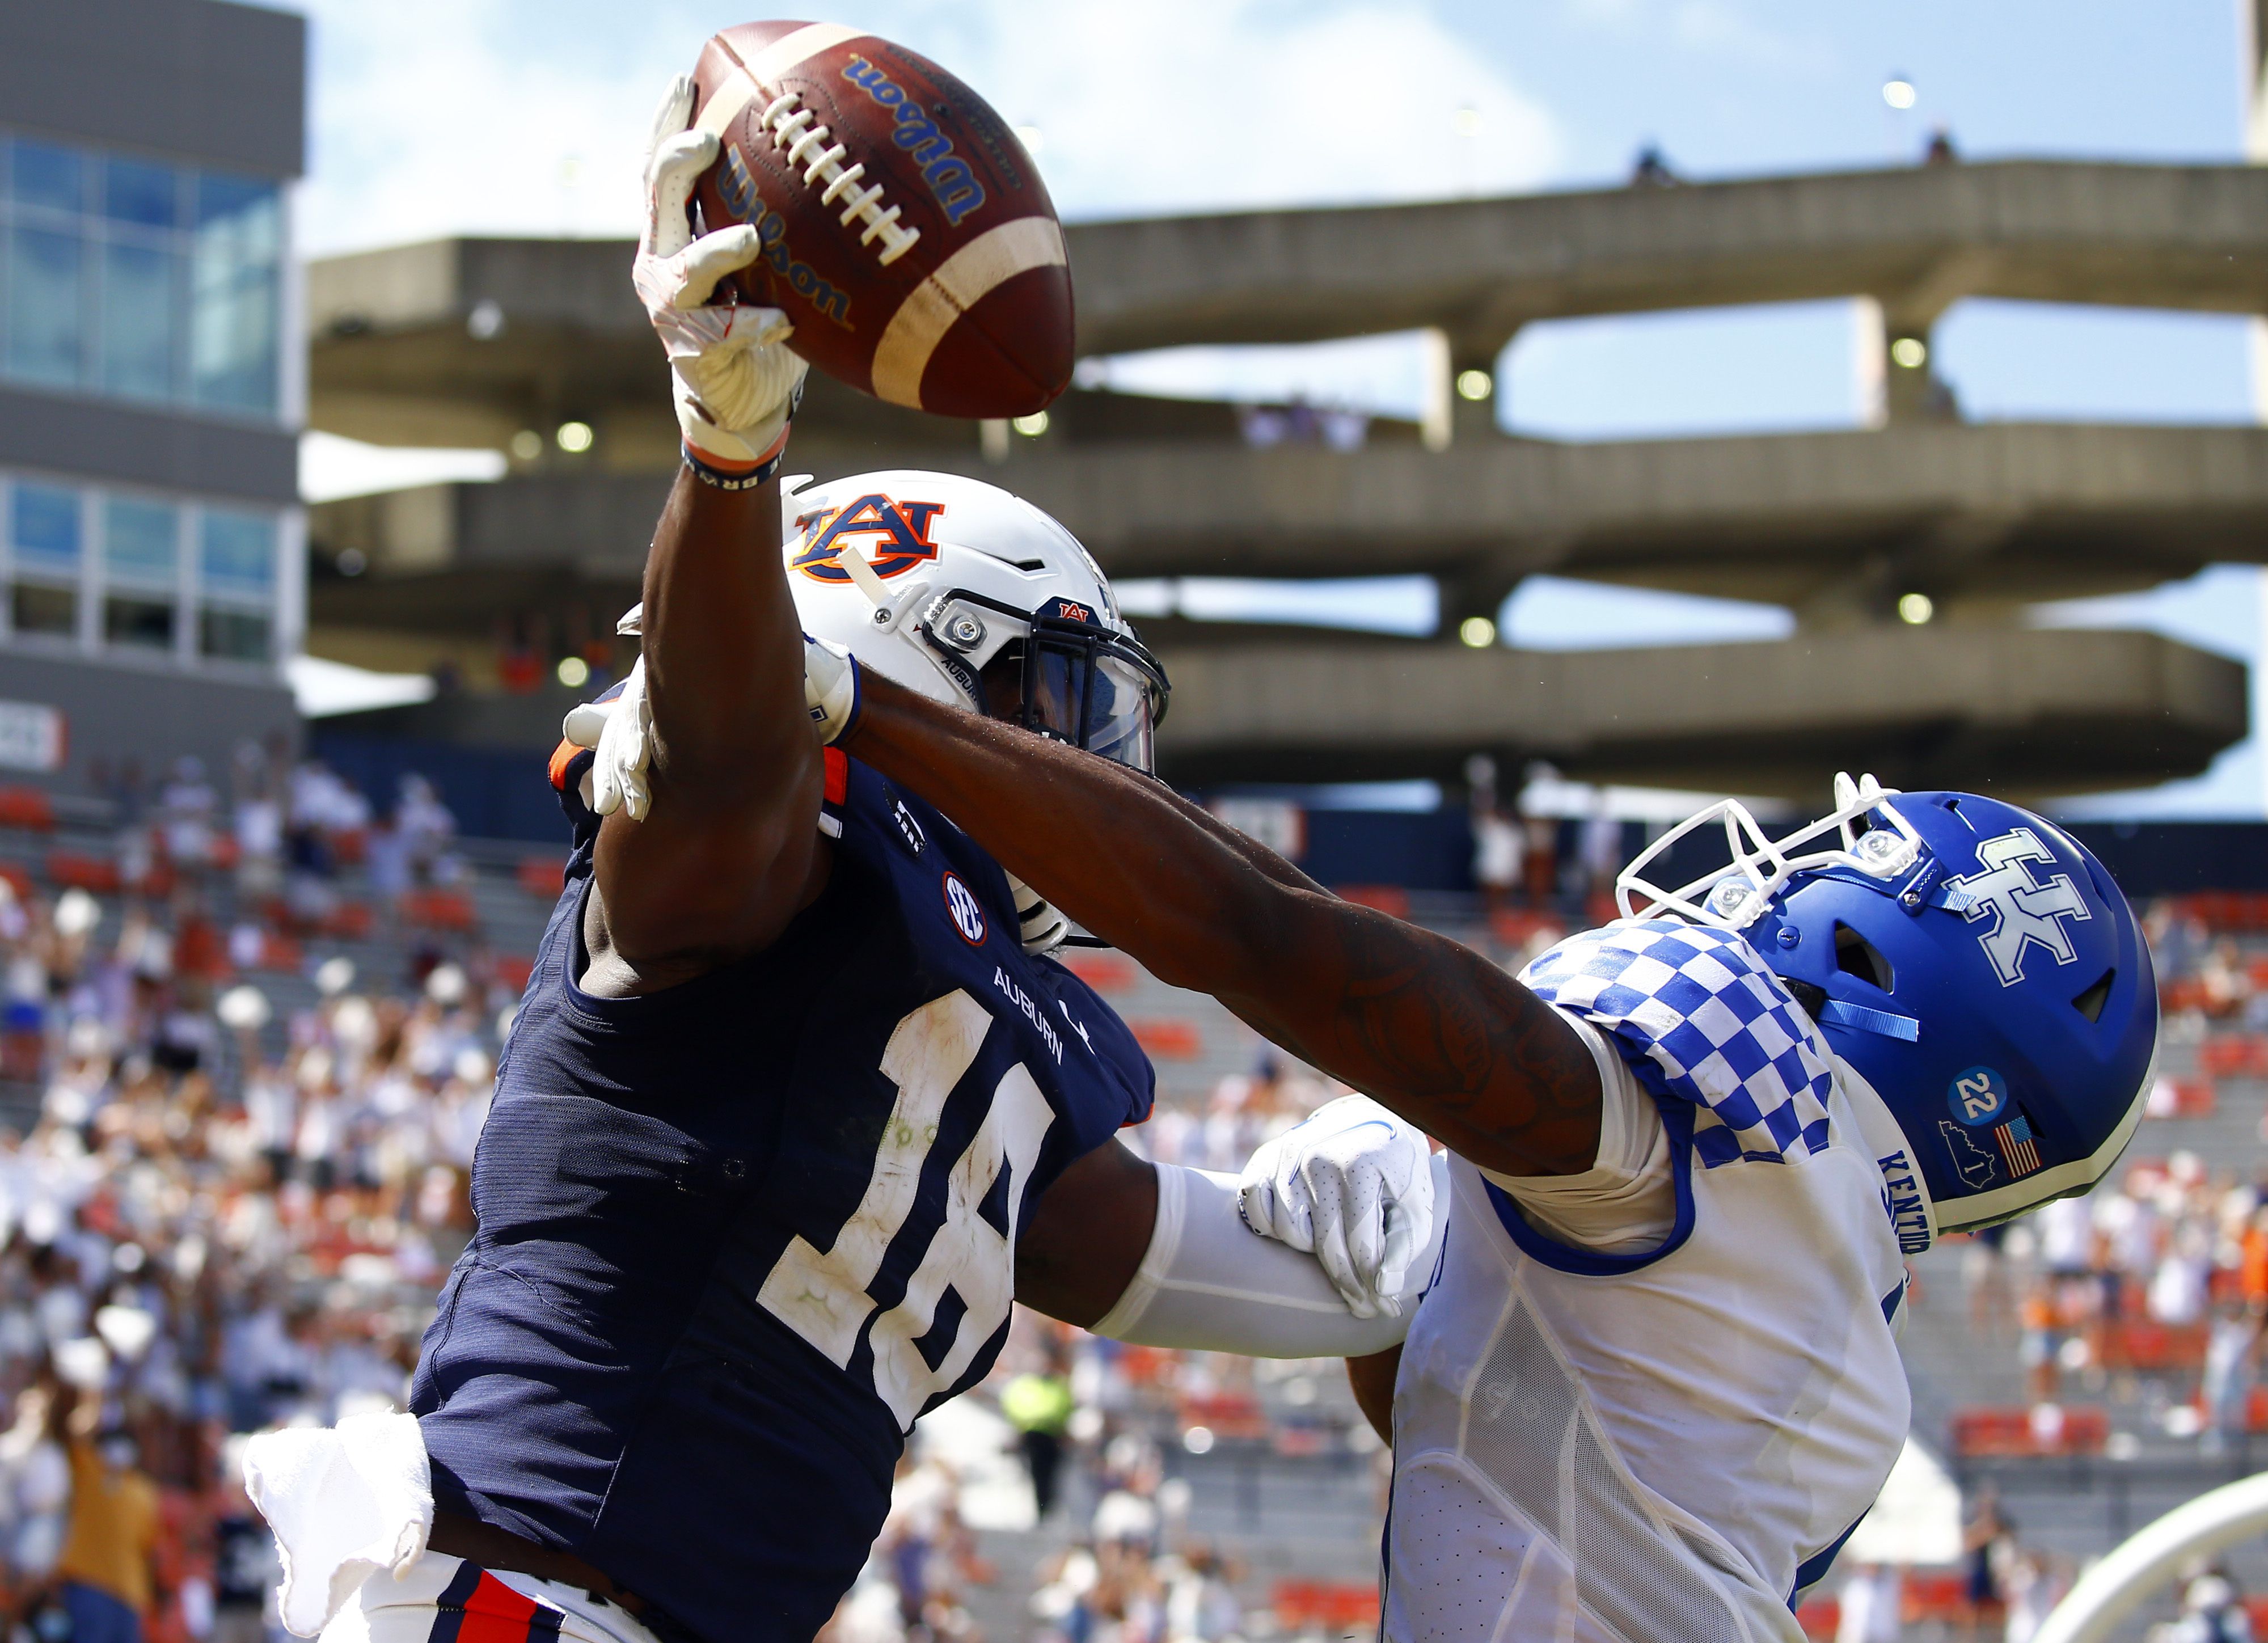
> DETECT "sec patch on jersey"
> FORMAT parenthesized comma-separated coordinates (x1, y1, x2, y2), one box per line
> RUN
(689, 20, 1074, 418)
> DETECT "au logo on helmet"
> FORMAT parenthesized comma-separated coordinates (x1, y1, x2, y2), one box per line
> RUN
(1942, 827, 2094, 987)
(791, 495, 947, 583)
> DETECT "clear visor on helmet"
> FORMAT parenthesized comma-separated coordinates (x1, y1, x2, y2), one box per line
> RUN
(922, 592, 1169, 774)
(1021, 619, 1165, 773)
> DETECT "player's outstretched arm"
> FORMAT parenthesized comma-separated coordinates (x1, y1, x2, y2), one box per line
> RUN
(840, 677, 1602, 1179)
(590, 476, 821, 980)
(585, 81, 821, 987)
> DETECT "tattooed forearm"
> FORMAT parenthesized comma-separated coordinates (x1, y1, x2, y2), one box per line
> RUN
(843, 674, 1604, 1177)
(1222, 906, 1600, 1176)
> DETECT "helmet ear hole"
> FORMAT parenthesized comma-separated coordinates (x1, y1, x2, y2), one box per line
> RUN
(2072, 968, 2115, 1024)
(1834, 922, 1895, 992)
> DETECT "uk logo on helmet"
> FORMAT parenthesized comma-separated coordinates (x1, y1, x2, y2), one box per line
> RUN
(1942, 827, 2094, 987)
(791, 495, 947, 582)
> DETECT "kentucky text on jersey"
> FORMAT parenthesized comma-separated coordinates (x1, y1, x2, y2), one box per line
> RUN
(840, 57, 987, 226)
(409, 744, 1153, 1643)
(1877, 1146, 1931, 1254)
(717, 147, 855, 327)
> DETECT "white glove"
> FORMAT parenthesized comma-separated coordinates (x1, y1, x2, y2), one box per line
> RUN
(805, 632, 861, 743)
(634, 77, 808, 470)
(1238, 1094, 1435, 1320)
(564, 635, 855, 823)
(560, 658, 652, 821)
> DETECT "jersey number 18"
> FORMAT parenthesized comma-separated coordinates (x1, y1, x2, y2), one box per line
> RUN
(757, 990, 1055, 1429)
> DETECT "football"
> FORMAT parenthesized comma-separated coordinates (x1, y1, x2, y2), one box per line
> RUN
(687, 21, 1074, 419)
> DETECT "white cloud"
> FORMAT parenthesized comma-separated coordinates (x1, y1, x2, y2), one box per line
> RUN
(290, 0, 1562, 255)
(1564, 0, 1833, 74)
(293, 0, 707, 254)
(952, 0, 1563, 218)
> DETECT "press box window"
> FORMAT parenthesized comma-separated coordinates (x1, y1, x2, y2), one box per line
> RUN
(198, 508, 275, 662)
(190, 175, 281, 417)
(1, 133, 281, 420)
(8, 482, 80, 638)
(103, 496, 178, 651)
(5, 139, 88, 391)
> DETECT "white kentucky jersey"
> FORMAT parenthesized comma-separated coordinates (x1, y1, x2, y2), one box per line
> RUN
(1383, 923, 1912, 1642)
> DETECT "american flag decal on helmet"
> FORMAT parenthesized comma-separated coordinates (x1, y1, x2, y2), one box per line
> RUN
(1995, 1114, 2042, 1176)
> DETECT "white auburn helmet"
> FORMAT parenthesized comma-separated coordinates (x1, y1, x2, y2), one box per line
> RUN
(781, 468, 1169, 773)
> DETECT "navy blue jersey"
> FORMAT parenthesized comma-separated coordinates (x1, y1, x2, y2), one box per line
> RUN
(411, 746, 1152, 1643)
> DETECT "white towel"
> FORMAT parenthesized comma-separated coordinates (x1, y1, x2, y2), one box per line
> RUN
(243, 1411, 434, 1638)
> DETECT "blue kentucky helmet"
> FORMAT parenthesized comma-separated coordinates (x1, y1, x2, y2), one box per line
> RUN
(1617, 774, 2159, 1248)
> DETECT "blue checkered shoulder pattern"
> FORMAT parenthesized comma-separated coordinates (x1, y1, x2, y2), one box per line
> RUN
(1518, 919, 1835, 1168)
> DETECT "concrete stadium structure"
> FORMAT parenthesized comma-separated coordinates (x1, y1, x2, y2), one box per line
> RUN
(305, 159, 2266, 797)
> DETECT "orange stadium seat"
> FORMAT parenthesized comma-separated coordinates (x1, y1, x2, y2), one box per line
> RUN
(1179, 1392, 1267, 1441)
(1335, 885, 1410, 918)
(2163, 977, 2212, 1013)
(1949, 1404, 2108, 1458)
(319, 902, 374, 940)
(2162, 1076, 2218, 1117)
(0, 787, 56, 832)
(1274, 1581, 1379, 1628)
(2174, 892, 2268, 933)
(495, 955, 535, 993)
(44, 850, 120, 893)
(2198, 1036, 2268, 1077)
(254, 932, 303, 974)
(2099, 1320, 2208, 1371)
(1059, 950, 1135, 991)
(1903, 1570, 1999, 1624)
(1488, 907, 1561, 948)
(400, 889, 478, 931)
(517, 855, 568, 898)
(1129, 1018, 1202, 1058)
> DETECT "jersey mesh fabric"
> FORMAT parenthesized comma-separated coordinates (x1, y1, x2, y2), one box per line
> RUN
(412, 751, 1152, 1643)
(1520, 920, 1834, 1168)
(1387, 1137, 1904, 1643)
(1454, 1298, 1748, 1642)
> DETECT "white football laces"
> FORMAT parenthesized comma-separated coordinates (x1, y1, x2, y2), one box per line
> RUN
(1615, 771, 1925, 931)
(759, 91, 921, 266)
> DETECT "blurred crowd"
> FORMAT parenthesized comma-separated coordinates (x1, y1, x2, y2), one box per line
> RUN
(0, 750, 511, 1643)
(821, 1304, 1382, 1643)
(1, 753, 2264, 1643)
(1954, 899, 2268, 1464)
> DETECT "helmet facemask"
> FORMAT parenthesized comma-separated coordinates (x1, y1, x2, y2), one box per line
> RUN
(1616, 771, 1926, 930)
(919, 591, 1169, 775)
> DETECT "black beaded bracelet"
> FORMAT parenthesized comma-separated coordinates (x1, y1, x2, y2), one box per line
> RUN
(682, 442, 788, 491)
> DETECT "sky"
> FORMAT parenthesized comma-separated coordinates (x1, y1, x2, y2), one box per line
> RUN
(286, 0, 2267, 814)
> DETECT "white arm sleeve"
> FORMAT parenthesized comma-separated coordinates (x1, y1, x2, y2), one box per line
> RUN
(1089, 1161, 1443, 1357)
(1479, 1013, 1677, 1255)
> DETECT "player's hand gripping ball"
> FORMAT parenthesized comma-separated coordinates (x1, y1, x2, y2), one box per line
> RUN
(1239, 1095, 1437, 1320)
(687, 22, 1073, 417)
(635, 77, 809, 469)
